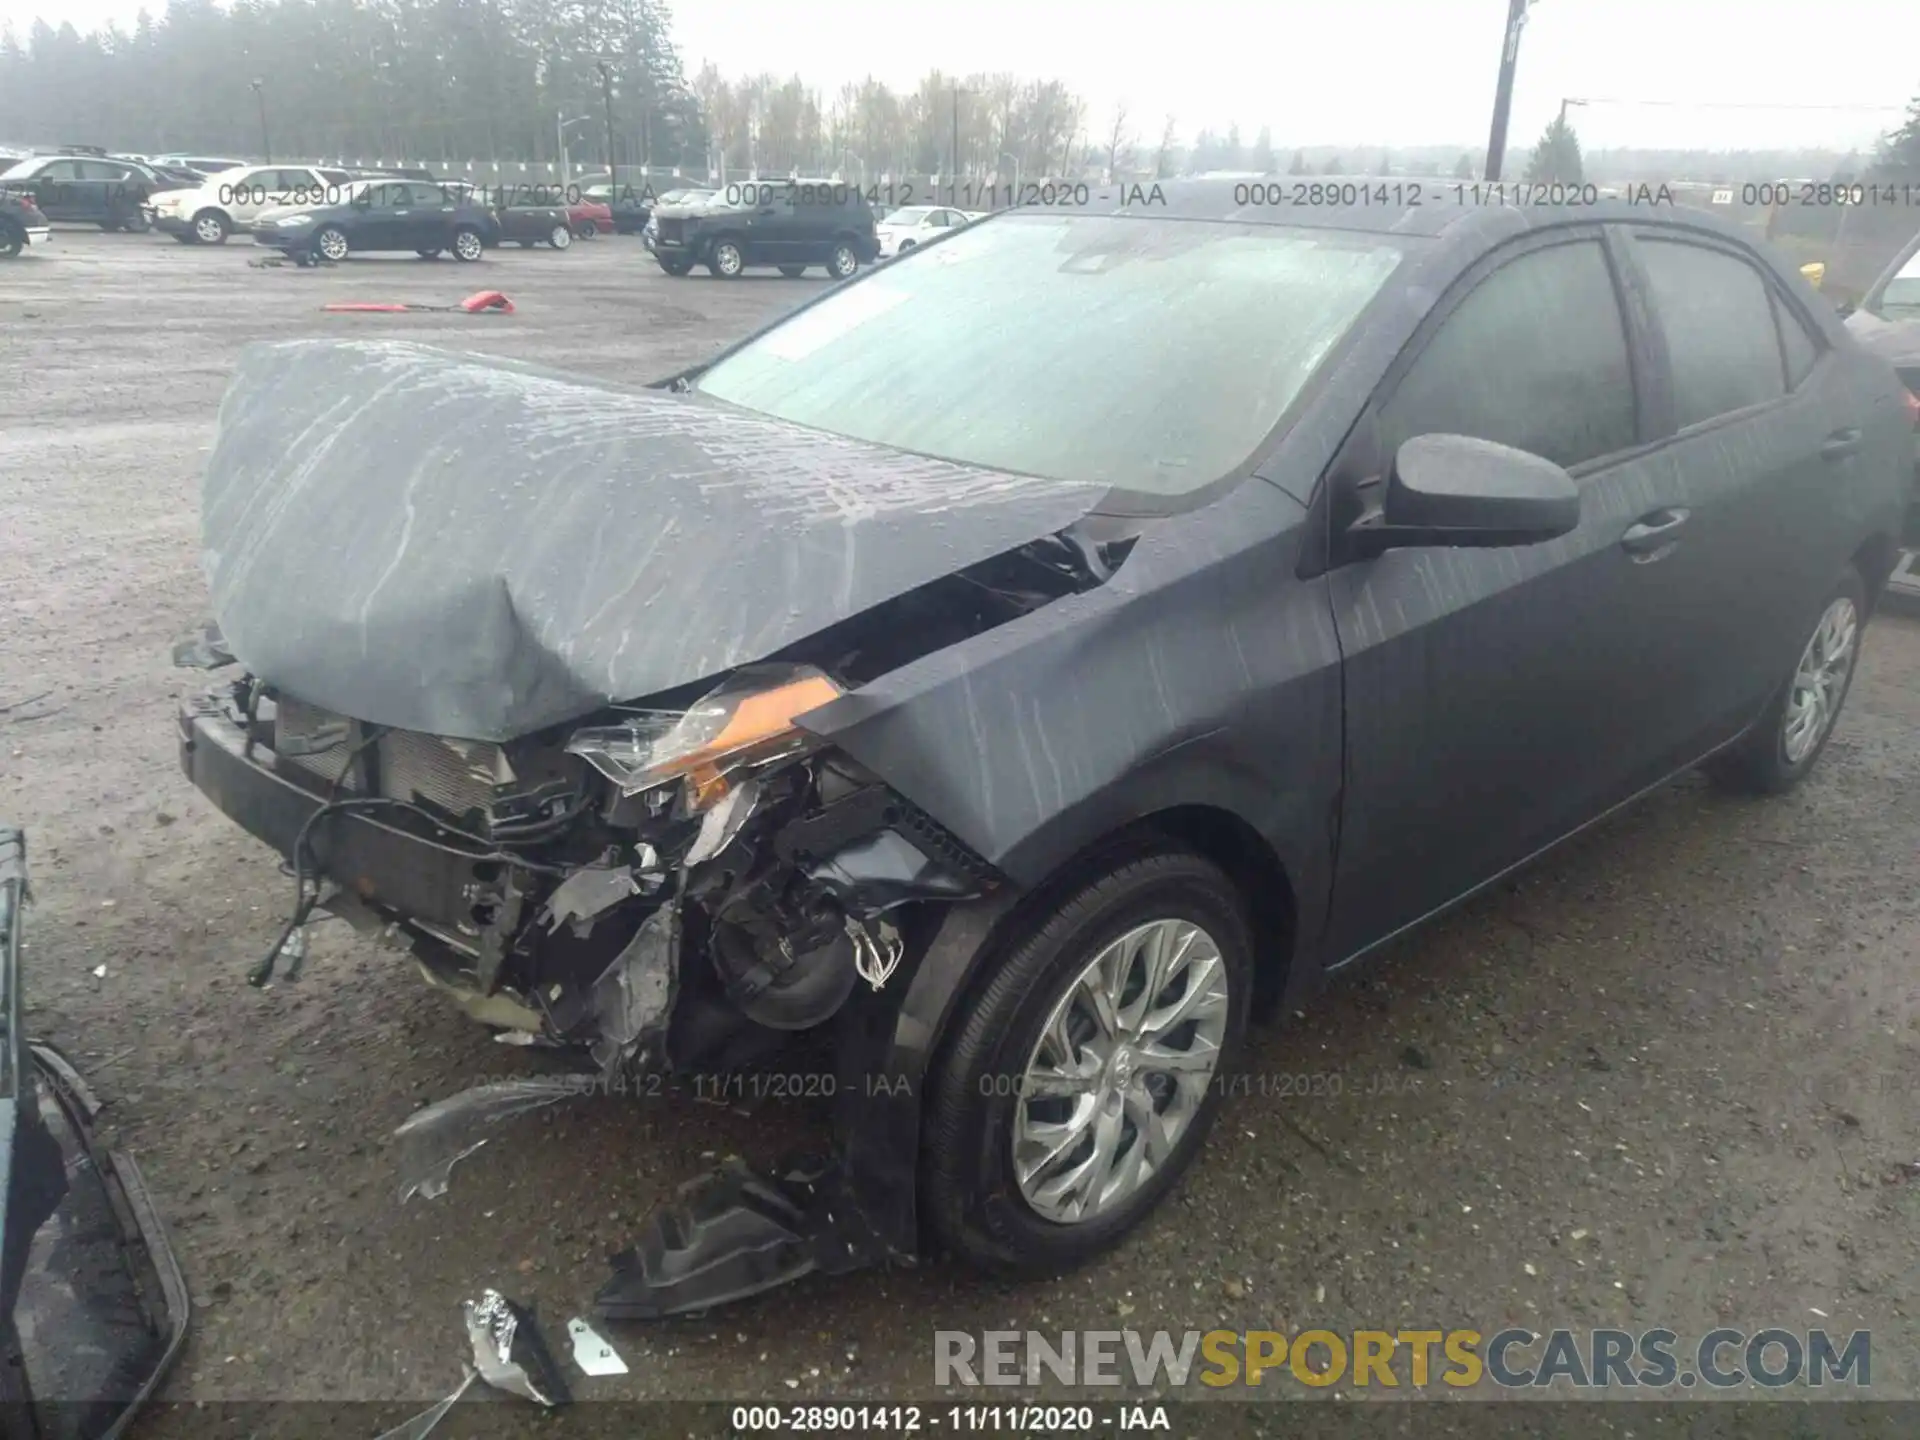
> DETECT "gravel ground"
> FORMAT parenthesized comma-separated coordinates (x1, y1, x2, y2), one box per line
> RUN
(2, 230, 1918, 1430)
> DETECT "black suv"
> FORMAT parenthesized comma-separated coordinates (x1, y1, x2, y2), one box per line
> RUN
(652, 179, 878, 279)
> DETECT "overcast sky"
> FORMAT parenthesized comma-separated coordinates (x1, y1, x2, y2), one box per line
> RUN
(3, 0, 1914, 152)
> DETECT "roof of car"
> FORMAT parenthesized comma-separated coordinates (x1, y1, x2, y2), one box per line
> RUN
(1048, 176, 1760, 247)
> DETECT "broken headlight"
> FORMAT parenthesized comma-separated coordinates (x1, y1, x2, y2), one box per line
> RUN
(565, 666, 842, 813)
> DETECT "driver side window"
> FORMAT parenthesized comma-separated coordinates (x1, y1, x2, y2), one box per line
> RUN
(1379, 239, 1638, 473)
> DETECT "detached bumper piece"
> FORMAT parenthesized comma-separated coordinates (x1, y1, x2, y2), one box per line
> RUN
(595, 1154, 893, 1320)
(0, 829, 189, 1440)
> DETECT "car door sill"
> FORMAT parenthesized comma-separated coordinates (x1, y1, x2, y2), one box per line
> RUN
(1323, 720, 1762, 978)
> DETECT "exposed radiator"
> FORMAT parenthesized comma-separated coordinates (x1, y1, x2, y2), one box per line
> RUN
(274, 696, 505, 822)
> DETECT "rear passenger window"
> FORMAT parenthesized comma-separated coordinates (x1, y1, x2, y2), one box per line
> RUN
(1773, 292, 1819, 388)
(1380, 239, 1638, 471)
(1635, 238, 1786, 426)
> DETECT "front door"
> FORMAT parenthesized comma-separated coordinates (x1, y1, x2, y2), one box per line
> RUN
(1322, 228, 1721, 964)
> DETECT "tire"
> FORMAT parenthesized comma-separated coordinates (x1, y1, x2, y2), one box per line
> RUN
(0, 225, 21, 260)
(574, 220, 597, 239)
(708, 239, 745, 278)
(192, 209, 230, 244)
(549, 224, 572, 250)
(826, 240, 860, 279)
(922, 846, 1252, 1275)
(899, 239, 916, 252)
(778, 264, 807, 277)
(118, 208, 151, 233)
(1704, 567, 1867, 795)
(657, 258, 692, 277)
(452, 227, 484, 262)
(314, 226, 350, 262)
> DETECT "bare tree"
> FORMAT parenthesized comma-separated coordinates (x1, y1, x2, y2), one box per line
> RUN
(1104, 100, 1129, 180)
(1154, 114, 1177, 179)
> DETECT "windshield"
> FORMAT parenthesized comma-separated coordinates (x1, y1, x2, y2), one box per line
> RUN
(0, 160, 40, 180)
(1876, 251, 1920, 318)
(882, 206, 935, 225)
(694, 215, 1405, 494)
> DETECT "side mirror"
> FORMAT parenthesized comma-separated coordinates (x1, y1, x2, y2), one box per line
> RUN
(1346, 434, 1580, 560)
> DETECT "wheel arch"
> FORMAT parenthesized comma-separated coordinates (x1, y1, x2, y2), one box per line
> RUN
(1852, 529, 1900, 616)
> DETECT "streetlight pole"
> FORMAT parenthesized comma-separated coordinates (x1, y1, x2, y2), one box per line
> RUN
(557, 113, 592, 188)
(1483, 0, 1534, 183)
(250, 79, 271, 163)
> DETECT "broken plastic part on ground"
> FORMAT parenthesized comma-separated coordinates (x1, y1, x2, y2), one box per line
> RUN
(566, 1316, 629, 1376)
(463, 1288, 570, 1406)
(393, 1077, 586, 1202)
(595, 1153, 894, 1320)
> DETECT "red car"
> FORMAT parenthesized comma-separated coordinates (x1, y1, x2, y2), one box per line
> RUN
(567, 198, 613, 238)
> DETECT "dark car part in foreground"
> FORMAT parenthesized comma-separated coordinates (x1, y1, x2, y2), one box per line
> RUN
(0, 192, 49, 258)
(252, 179, 498, 264)
(0, 829, 189, 1437)
(178, 184, 1911, 1318)
(651, 180, 878, 278)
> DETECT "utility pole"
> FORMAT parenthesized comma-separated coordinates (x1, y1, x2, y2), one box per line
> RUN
(1483, 0, 1534, 183)
(250, 79, 271, 163)
(950, 85, 960, 206)
(597, 61, 617, 187)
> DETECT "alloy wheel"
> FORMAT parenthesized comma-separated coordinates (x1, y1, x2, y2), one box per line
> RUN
(550, 224, 572, 249)
(1013, 918, 1231, 1224)
(316, 228, 349, 262)
(454, 230, 483, 261)
(1782, 596, 1858, 765)
(193, 214, 226, 244)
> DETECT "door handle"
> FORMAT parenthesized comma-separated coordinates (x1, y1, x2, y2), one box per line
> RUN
(1820, 429, 1862, 461)
(1621, 508, 1690, 558)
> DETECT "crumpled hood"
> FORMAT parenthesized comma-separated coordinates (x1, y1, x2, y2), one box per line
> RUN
(200, 339, 1106, 741)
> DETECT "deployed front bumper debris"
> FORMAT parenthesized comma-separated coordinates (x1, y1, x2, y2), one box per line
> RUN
(0, 829, 190, 1440)
(596, 1154, 893, 1320)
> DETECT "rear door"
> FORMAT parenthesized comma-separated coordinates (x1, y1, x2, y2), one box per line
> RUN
(1611, 227, 1863, 742)
(746, 189, 801, 263)
(356, 181, 417, 249)
(1323, 228, 1713, 963)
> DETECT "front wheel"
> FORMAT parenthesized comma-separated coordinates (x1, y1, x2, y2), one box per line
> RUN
(574, 219, 598, 239)
(708, 239, 744, 278)
(452, 227, 484, 262)
(549, 224, 572, 250)
(314, 226, 350, 262)
(826, 241, 860, 279)
(192, 210, 230, 244)
(1705, 568, 1867, 795)
(922, 847, 1251, 1274)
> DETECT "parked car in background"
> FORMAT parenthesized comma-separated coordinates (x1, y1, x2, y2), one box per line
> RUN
(651, 179, 878, 278)
(874, 204, 982, 258)
(0, 190, 50, 257)
(1841, 229, 1920, 600)
(150, 163, 356, 243)
(0, 153, 157, 230)
(576, 182, 651, 234)
(150, 154, 248, 177)
(250, 178, 498, 262)
(567, 195, 615, 238)
(175, 184, 1911, 1316)
(492, 195, 575, 249)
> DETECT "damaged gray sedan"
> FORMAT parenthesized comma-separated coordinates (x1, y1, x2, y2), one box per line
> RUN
(178, 182, 1913, 1313)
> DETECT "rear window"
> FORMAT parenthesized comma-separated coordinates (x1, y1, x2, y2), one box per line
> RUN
(695, 215, 1405, 494)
